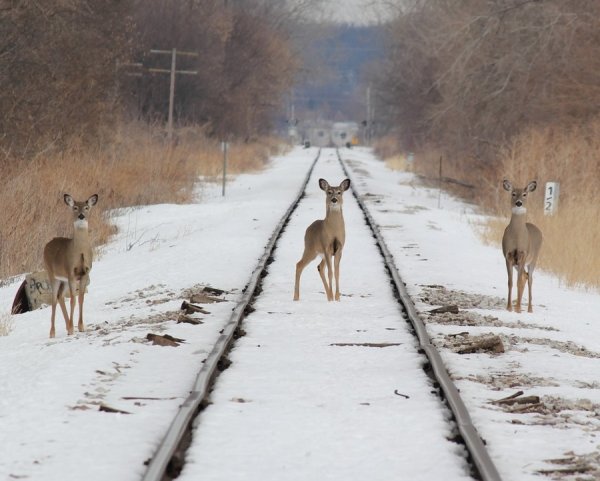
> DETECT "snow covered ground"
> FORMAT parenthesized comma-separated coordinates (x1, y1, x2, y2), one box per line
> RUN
(340, 148, 600, 481)
(2, 145, 600, 481)
(0, 147, 317, 481)
(179, 150, 472, 481)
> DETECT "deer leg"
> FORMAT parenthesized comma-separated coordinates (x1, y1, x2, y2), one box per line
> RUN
(77, 278, 86, 332)
(516, 270, 525, 313)
(324, 254, 334, 301)
(527, 267, 534, 313)
(49, 279, 62, 338)
(333, 250, 342, 301)
(49, 305, 56, 338)
(293, 260, 305, 301)
(317, 257, 330, 298)
(505, 258, 513, 311)
(57, 283, 70, 335)
(515, 255, 527, 313)
(67, 281, 76, 335)
(294, 251, 316, 301)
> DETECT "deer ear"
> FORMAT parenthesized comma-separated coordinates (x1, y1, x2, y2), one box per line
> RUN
(527, 181, 537, 192)
(64, 194, 74, 207)
(502, 180, 512, 192)
(318, 178, 329, 191)
(340, 178, 351, 191)
(87, 194, 98, 206)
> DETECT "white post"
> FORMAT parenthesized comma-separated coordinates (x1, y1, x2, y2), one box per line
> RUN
(544, 182, 560, 216)
(222, 141, 228, 197)
(366, 85, 371, 146)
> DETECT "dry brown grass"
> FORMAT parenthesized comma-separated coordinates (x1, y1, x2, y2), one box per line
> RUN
(373, 134, 403, 161)
(0, 123, 279, 281)
(481, 203, 600, 288)
(374, 134, 413, 172)
(378, 120, 600, 290)
(481, 122, 600, 288)
(0, 312, 14, 336)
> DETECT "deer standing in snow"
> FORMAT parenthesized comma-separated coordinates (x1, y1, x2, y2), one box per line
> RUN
(502, 180, 542, 313)
(294, 178, 350, 301)
(44, 194, 98, 338)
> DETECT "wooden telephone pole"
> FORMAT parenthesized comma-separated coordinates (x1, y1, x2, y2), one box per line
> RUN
(148, 49, 198, 141)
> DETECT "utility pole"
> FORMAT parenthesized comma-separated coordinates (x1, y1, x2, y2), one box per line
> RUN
(222, 141, 228, 197)
(290, 88, 296, 125)
(366, 85, 371, 146)
(148, 49, 198, 141)
(287, 88, 299, 144)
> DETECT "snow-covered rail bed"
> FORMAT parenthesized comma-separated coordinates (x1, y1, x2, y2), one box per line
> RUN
(0, 147, 318, 481)
(165, 150, 487, 481)
(339, 148, 600, 481)
(0, 146, 506, 481)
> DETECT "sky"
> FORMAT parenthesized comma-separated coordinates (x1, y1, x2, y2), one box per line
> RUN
(313, 0, 397, 25)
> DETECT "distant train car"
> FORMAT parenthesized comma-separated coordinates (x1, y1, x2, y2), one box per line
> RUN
(307, 127, 330, 147)
(331, 122, 359, 148)
(301, 121, 360, 148)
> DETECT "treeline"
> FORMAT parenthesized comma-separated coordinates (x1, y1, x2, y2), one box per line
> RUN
(372, 0, 600, 177)
(372, 0, 600, 288)
(0, 0, 304, 158)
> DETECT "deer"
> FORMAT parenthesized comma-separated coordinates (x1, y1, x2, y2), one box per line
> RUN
(43, 194, 98, 338)
(294, 178, 351, 302)
(501, 180, 543, 313)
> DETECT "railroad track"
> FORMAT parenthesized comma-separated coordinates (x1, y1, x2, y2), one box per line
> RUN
(142, 148, 502, 481)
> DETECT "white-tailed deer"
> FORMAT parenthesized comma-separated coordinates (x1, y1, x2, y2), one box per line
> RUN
(294, 178, 351, 301)
(502, 180, 543, 313)
(44, 194, 98, 338)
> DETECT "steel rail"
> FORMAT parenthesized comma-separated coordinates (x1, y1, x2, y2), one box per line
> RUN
(142, 149, 321, 481)
(336, 149, 502, 481)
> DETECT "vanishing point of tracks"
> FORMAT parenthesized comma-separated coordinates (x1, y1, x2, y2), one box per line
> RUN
(142, 148, 502, 481)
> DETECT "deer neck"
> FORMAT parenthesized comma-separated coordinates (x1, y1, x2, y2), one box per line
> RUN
(508, 207, 529, 237)
(72, 221, 90, 250)
(325, 204, 344, 226)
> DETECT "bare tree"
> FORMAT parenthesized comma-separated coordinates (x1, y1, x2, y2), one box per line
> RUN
(0, 1, 130, 159)
(373, 0, 600, 165)
(123, 0, 303, 139)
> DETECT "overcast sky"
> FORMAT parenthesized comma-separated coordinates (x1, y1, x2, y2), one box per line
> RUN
(312, 0, 397, 25)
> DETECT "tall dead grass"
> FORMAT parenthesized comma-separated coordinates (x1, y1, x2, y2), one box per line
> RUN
(373, 135, 410, 171)
(0, 123, 280, 281)
(480, 122, 600, 289)
(0, 312, 14, 336)
(378, 121, 600, 290)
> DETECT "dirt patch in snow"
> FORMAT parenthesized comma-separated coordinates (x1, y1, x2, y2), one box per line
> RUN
(499, 396, 600, 434)
(181, 284, 229, 304)
(420, 285, 506, 310)
(92, 310, 174, 335)
(456, 373, 560, 390)
(361, 192, 384, 205)
(425, 309, 557, 331)
(72, 361, 133, 411)
(419, 285, 558, 331)
(438, 332, 600, 359)
(539, 451, 600, 480)
(510, 336, 600, 359)
(346, 160, 371, 178)
(513, 395, 600, 416)
(93, 285, 230, 342)
(105, 283, 177, 308)
(436, 332, 505, 355)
